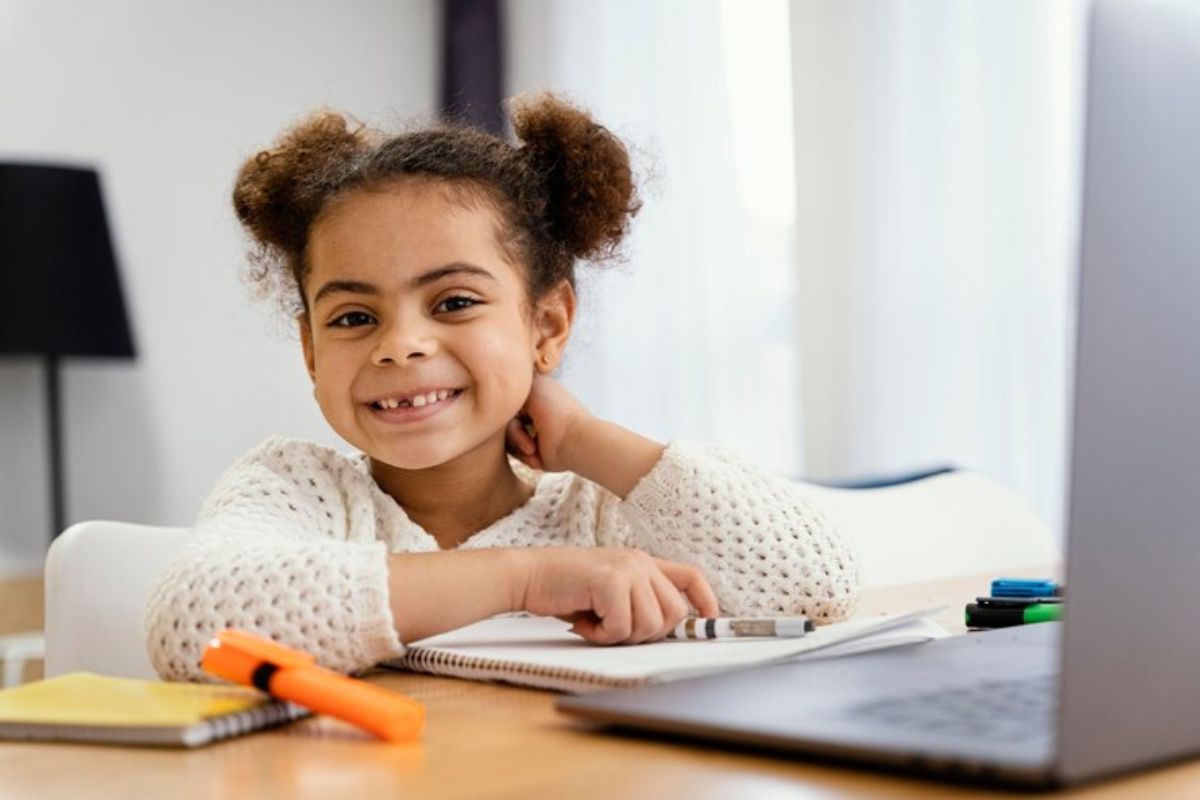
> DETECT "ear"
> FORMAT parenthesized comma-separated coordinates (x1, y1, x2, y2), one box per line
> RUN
(531, 279, 576, 371)
(298, 313, 317, 382)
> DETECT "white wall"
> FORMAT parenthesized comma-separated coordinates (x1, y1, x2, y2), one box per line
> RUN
(0, 0, 436, 574)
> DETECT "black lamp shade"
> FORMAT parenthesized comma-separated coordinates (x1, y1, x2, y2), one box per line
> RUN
(0, 163, 135, 358)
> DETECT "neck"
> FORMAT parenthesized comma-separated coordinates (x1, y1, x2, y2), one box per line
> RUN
(369, 436, 535, 550)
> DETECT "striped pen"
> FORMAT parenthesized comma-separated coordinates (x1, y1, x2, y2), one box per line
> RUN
(666, 616, 815, 640)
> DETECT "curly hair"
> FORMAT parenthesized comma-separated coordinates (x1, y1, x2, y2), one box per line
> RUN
(231, 93, 642, 316)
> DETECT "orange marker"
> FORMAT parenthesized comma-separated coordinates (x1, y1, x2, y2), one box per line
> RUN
(202, 629, 424, 742)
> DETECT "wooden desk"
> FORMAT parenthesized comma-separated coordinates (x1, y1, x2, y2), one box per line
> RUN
(3, 571, 1199, 799)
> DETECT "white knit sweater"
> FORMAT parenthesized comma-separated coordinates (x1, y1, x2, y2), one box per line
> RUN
(145, 436, 861, 682)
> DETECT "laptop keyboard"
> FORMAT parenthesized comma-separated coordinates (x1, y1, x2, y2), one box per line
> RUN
(845, 675, 1058, 741)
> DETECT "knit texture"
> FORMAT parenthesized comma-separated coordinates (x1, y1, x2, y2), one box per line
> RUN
(145, 436, 861, 682)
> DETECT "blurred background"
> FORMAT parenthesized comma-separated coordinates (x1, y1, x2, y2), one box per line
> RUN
(0, 0, 1087, 577)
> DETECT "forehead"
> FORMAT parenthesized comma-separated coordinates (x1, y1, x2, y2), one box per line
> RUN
(306, 181, 520, 287)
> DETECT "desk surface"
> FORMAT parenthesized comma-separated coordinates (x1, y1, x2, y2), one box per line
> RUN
(3, 570, 1199, 800)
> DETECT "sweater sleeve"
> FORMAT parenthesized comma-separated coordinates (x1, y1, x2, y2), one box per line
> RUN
(604, 441, 862, 623)
(144, 440, 403, 682)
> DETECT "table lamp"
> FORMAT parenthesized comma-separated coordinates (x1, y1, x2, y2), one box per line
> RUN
(0, 163, 136, 541)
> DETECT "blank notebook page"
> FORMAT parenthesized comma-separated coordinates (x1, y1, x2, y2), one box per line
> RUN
(386, 610, 947, 691)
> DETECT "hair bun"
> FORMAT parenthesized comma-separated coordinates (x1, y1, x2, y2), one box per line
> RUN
(510, 93, 641, 260)
(232, 110, 373, 258)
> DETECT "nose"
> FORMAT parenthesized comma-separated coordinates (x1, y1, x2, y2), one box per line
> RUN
(370, 314, 436, 366)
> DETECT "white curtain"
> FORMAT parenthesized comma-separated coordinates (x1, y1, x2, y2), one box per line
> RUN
(507, 0, 1087, 534)
(506, 0, 803, 477)
(790, 0, 1087, 534)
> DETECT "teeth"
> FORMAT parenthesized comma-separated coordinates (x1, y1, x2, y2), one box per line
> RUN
(375, 389, 457, 410)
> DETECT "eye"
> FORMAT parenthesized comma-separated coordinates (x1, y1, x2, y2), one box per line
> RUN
(328, 311, 375, 328)
(435, 295, 481, 313)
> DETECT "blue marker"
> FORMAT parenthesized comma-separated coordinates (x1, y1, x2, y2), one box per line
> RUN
(990, 578, 1063, 598)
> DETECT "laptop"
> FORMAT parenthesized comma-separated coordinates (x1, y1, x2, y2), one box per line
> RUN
(556, 0, 1200, 788)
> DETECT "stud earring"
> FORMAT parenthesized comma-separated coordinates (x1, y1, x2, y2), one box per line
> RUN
(541, 353, 552, 365)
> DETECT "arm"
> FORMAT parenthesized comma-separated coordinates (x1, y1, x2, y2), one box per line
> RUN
(387, 546, 719, 645)
(607, 442, 863, 623)
(386, 549, 523, 643)
(145, 442, 401, 681)
(146, 441, 718, 678)
(563, 417, 665, 500)
(506, 376, 859, 623)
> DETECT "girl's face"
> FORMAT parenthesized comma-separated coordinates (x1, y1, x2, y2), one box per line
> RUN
(299, 181, 568, 470)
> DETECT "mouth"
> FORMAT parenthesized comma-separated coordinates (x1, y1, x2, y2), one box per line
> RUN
(366, 388, 464, 423)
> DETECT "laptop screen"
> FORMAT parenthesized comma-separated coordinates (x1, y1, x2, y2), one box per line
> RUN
(1057, 0, 1200, 782)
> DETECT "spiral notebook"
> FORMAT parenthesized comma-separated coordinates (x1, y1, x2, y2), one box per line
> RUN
(0, 672, 310, 747)
(383, 608, 947, 693)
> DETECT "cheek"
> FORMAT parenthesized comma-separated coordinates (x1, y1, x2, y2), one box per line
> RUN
(463, 327, 534, 412)
(312, 371, 342, 419)
(311, 345, 356, 410)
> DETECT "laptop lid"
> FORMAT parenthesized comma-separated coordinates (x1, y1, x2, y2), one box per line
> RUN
(1057, 0, 1200, 784)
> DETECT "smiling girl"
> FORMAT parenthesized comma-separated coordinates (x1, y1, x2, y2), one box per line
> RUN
(145, 95, 860, 681)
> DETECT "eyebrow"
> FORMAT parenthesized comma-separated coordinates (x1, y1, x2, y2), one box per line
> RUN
(311, 262, 497, 306)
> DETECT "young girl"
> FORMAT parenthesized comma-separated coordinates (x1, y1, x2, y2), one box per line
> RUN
(145, 94, 861, 682)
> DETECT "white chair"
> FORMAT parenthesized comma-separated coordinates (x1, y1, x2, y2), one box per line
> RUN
(0, 631, 45, 688)
(44, 520, 189, 680)
(800, 470, 1061, 588)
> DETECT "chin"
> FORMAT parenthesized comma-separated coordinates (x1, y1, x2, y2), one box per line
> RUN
(368, 432, 490, 471)
(370, 445, 454, 471)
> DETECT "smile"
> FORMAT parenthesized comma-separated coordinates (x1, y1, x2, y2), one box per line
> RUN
(367, 388, 464, 422)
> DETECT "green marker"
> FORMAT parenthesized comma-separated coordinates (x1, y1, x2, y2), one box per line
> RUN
(965, 602, 1064, 629)
(1023, 603, 1063, 624)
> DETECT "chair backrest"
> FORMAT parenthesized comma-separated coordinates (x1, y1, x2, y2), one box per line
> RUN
(799, 470, 1061, 587)
(44, 520, 189, 680)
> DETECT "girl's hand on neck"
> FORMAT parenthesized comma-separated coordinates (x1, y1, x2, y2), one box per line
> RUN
(505, 373, 667, 501)
(505, 373, 592, 473)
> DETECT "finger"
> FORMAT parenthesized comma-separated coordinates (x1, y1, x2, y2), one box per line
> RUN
(588, 583, 633, 645)
(560, 611, 600, 638)
(568, 615, 596, 639)
(504, 418, 522, 451)
(655, 559, 720, 617)
(649, 571, 689, 638)
(506, 418, 537, 455)
(628, 579, 664, 644)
